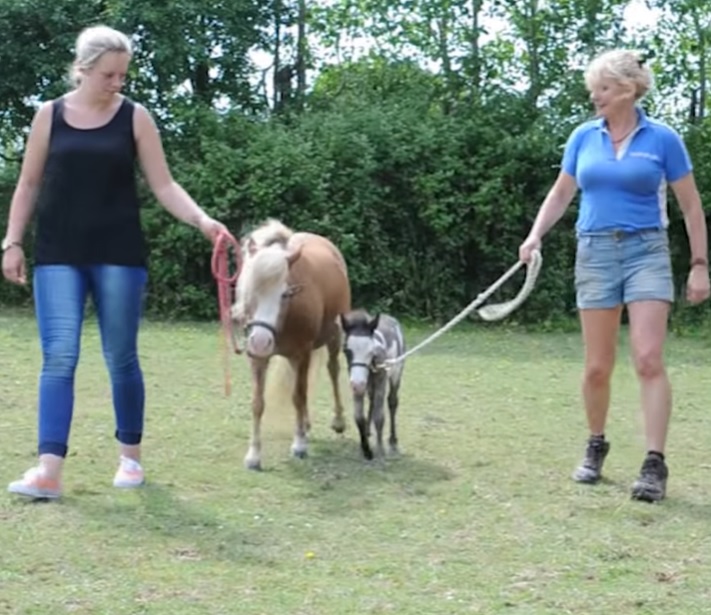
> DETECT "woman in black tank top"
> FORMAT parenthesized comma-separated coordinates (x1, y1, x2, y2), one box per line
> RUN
(1, 25, 229, 500)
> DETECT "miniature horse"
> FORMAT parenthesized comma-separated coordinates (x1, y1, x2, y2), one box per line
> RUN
(340, 309, 406, 460)
(231, 219, 351, 470)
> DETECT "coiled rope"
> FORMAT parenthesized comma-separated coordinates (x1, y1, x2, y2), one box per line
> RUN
(210, 229, 243, 395)
(382, 250, 542, 369)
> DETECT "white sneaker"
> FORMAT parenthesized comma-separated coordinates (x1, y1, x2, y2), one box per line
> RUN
(8, 466, 62, 499)
(113, 456, 145, 488)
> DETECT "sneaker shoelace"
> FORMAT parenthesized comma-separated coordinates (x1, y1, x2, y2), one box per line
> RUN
(640, 457, 664, 481)
(584, 440, 606, 468)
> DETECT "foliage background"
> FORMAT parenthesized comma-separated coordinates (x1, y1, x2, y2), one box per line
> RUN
(1, 0, 709, 328)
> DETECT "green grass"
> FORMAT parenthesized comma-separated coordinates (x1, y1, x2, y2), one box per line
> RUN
(2, 311, 711, 614)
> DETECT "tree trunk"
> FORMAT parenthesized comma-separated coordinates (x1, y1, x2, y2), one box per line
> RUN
(296, 0, 308, 110)
(524, 0, 542, 107)
(469, 0, 482, 95)
(693, 9, 706, 121)
(272, 0, 282, 110)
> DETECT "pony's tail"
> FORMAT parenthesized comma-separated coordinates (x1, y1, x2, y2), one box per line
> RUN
(262, 347, 329, 430)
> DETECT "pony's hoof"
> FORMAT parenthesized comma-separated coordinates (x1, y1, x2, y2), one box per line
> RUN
(331, 417, 346, 434)
(362, 448, 374, 461)
(244, 456, 262, 471)
(291, 448, 308, 460)
(389, 445, 400, 457)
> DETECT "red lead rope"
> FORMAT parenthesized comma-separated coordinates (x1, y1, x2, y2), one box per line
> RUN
(210, 229, 242, 396)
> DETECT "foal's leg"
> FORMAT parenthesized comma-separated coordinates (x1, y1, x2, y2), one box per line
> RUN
(366, 380, 375, 438)
(290, 355, 311, 459)
(353, 391, 373, 460)
(387, 374, 401, 455)
(326, 327, 347, 434)
(370, 376, 387, 458)
(244, 358, 269, 470)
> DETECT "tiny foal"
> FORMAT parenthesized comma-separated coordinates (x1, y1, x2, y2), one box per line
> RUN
(340, 310, 406, 460)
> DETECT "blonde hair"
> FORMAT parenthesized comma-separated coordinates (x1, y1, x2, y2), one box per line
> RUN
(70, 25, 132, 86)
(584, 49, 653, 100)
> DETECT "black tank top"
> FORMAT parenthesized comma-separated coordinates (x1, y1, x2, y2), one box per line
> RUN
(33, 96, 147, 267)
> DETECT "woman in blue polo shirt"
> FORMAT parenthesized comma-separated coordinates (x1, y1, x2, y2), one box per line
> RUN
(519, 49, 709, 502)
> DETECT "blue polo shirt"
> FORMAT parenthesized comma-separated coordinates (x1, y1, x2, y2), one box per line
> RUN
(561, 107, 693, 233)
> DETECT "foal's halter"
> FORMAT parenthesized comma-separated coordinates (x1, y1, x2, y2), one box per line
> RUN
(345, 330, 387, 374)
(349, 360, 377, 373)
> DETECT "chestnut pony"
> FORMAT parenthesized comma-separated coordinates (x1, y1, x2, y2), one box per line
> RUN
(231, 219, 351, 470)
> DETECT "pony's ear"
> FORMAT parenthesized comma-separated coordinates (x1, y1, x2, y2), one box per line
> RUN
(339, 313, 351, 332)
(368, 313, 380, 333)
(287, 243, 303, 266)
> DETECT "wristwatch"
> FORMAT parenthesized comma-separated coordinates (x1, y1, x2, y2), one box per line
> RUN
(1, 237, 22, 252)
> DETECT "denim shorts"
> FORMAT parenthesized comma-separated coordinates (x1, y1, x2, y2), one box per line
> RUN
(574, 229, 674, 309)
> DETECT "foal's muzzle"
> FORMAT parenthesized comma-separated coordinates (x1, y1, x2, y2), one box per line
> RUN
(348, 361, 373, 395)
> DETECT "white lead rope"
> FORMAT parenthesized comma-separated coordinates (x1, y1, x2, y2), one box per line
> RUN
(381, 250, 542, 369)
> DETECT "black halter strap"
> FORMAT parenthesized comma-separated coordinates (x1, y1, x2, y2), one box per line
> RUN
(349, 361, 371, 370)
(246, 320, 278, 337)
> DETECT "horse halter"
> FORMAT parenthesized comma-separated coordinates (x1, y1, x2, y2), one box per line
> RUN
(242, 283, 303, 343)
(245, 320, 278, 338)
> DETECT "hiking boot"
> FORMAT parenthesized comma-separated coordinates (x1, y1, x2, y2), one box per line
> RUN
(572, 436, 610, 483)
(8, 467, 62, 500)
(113, 456, 145, 489)
(631, 454, 668, 503)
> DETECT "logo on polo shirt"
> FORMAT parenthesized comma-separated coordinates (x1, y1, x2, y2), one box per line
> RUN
(629, 151, 661, 162)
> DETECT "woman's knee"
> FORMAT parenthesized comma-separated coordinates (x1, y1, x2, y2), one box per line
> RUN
(91, 265, 146, 377)
(584, 362, 614, 388)
(103, 348, 141, 377)
(628, 301, 669, 381)
(42, 345, 80, 378)
(632, 347, 665, 380)
(34, 265, 86, 378)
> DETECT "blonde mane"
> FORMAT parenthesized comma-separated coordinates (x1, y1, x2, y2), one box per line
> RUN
(232, 219, 295, 324)
(246, 218, 294, 251)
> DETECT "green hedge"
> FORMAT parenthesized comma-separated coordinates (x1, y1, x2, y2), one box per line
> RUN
(2, 96, 709, 328)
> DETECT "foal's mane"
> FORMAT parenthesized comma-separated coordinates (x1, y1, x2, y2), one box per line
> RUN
(342, 309, 373, 334)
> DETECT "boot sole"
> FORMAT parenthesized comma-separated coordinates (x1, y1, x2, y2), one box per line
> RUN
(631, 480, 666, 503)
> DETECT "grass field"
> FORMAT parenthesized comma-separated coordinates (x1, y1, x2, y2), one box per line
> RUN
(1, 310, 711, 614)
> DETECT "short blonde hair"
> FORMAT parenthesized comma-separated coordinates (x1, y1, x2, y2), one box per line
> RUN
(70, 25, 132, 86)
(584, 49, 653, 100)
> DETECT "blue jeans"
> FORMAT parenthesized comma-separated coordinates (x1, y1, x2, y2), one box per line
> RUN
(33, 265, 148, 457)
(574, 229, 674, 309)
